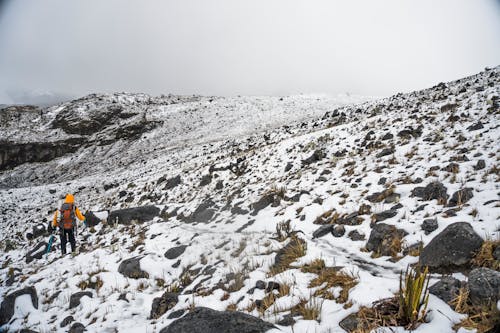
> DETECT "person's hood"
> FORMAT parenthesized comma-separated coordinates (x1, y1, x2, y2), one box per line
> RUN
(64, 194, 75, 203)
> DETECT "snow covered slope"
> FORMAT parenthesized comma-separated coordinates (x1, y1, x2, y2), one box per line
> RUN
(0, 67, 499, 333)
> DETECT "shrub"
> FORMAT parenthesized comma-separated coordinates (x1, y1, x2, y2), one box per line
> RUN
(398, 266, 430, 327)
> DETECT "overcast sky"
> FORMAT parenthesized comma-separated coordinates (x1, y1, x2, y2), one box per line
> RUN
(0, 0, 499, 104)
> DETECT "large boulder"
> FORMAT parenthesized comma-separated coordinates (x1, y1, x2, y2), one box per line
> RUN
(411, 181, 448, 204)
(365, 223, 407, 257)
(420, 222, 483, 273)
(150, 292, 179, 319)
(108, 205, 160, 225)
(429, 276, 462, 304)
(159, 307, 275, 333)
(69, 291, 92, 309)
(468, 267, 500, 305)
(118, 256, 149, 279)
(25, 241, 48, 263)
(0, 286, 38, 326)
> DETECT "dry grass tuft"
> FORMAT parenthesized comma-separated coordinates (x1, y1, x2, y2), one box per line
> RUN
(471, 240, 500, 270)
(269, 236, 307, 275)
(301, 258, 326, 274)
(309, 268, 358, 304)
(295, 297, 323, 321)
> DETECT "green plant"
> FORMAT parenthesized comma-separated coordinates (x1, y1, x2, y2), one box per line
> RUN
(398, 266, 430, 327)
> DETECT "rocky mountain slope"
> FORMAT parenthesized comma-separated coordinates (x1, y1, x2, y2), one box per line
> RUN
(0, 67, 499, 333)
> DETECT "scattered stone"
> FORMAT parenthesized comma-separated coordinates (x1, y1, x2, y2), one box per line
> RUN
(339, 313, 359, 332)
(332, 225, 346, 237)
(266, 281, 281, 292)
(420, 222, 483, 273)
(187, 199, 217, 223)
(467, 122, 484, 131)
(159, 307, 275, 333)
(302, 149, 325, 166)
(366, 223, 407, 256)
(199, 174, 212, 187)
(118, 256, 149, 279)
(251, 194, 281, 216)
(313, 225, 333, 239)
(164, 175, 182, 190)
(421, 219, 438, 235)
(474, 159, 486, 171)
(376, 147, 394, 158)
(215, 180, 223, 190)
(69, 322, 86, 333)
(118, 293, 129, 303)
(442, 162, 460, 173)
(165, 245, 188, 260)
(255, 280, 266, 290)
(150, 292, 179, 319)
(339, 212, 363, 225)
(384, 193, 400, 204)
(448, 188, 474, 207)
(0, 287, 38, 326)
(284, 162, 293, 172)
(60, 315, 75, 328)
(429, 277, 462, 304)
(31, 224, 46, 238)
(468, 268, 500, 305)
(348, 230, 365, 241)
(25, 241, 48, 263)
(378, 177, 387, 185)
(371, 209, 398, 223)
(411, 181, 448, 204)
(381, 133, 393, 140)
(358, 204, 372, 215)
(493, 247, 500, 261)
(83, 211, 101, 227)
(277, 314, 295, 326)
(108, 205, 160, 225)
(69, 291, 92, 309)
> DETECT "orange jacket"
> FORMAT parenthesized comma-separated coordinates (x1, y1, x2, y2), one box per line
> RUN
(52, 194, 85, 227)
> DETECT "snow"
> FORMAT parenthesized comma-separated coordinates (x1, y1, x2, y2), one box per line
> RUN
(0, 67, 499, 332)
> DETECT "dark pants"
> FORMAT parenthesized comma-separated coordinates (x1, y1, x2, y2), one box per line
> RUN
(60, 228, 76, 254)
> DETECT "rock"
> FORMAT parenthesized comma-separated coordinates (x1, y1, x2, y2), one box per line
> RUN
(215, 180, 224, 190)
(429, 277, 462, 304)
(108, 205, 160, 225)
(494, 247, 500, 261)
(118, 256, 149, 279)
(60, 315, 75, 328)
(266, 281, 280, 292)
(339, 313, 359, 332)
(83, 211, 101, 227)
(474, 159, 486, 171)
(420, 222, 483, 273)
(69, 322, 86, 333)
(25, 241, 48, 263)
(0, 286, 38, 326)
(277, 314, 295, 326)
(118, 293, 128, 303)
(365, 223, 407, 256)
(448, 188, 474, 207)
(411, 181, 448, 204)
(339, 212, 363, 225)
(150, 292, 179, 319)
(313, 225, 333, 239)
(187, 199, 216, 223)
(302, 149, 325, 166)
(69, 291, 92, 309)
(378, 177, 387, 185)
(348, 230, 365, 241)
(199, 174, 212, 187)
(255, 281, 266, 290)
(371, 209, 398, 222)
(384, 193, 400, 204)
(421, 219, 438, 235)
(381, 133, 393, 140)
(168, 309, 186, 319)
(467, 122, 484, 131)
(31, 224, 46, 238)
(332, 225, 346, 237)
(284, 162, 293, 172)
(159, 307, 275, 333)
(165, 245, 187, 259)
(468, 268, 500, 305)
(164, 175, 182, 190)
(251, 194, 280, 216)
(230, 205, 249, 215)
(376, 147, 394, 158)
(365, 188, 395, 203)
(442, 162, 460, 173)
(358, 204, 372, 215)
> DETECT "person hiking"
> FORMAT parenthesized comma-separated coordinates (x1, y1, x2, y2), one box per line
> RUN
(49, 194, 85, 255)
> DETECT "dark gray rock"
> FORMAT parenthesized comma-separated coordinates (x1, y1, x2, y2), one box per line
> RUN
(422, 219, 438, 235)
(0, 286, 38, 326)
(164, 175, 182, 190)
(442, 162, 460, 173)
(339, 313, 359, 332)
(348, 230, 365, 241)
(411, 181, 448, 204)
(26, 241, 48, 263)
(302, 149, 325, 166)
(376, 147, 394, 158)
(420, 222, 483, 273)
(69, 291, 92, 309)
(255, 280, 266, 290)
(118, 256, 149, 279)
(284, 162, 293, 172)
(159, 307, 275, 333)
(69, 322, 86, 333)
(231, 205, 249, 215)
(32, 224, 46, 238)
(266, 281, 280, 293)
(167, 309, 186, 319)
(313, 225, 333, 239)
(467, 122, 484, 131)
(83, 211, 101, 227)
(150, 292, 179, 319)
(448, 188, 474, 207)
(215, 180, 224, 190)
(332, 225, 346, 237)
(371, 209, 398, 222)
(474, 159, 486, 171)
(251, 194, 280, 216)
(108, 205, 160, 225)
(365, 223, 407, 256)
(494, 247, 500, 261)
(277, 314, 295, 326)
(429, 277, 462, 304)
(338, 212, 362, 225)
(187, 199, 216, 223)
(165, 245, 187, 259)
(199, 174, 212, 187)
(468, 268, 500, 305)
(60, 315, 75, 328)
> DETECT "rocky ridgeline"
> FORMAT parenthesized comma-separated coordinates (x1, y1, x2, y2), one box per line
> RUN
(0, 67, 499, 332)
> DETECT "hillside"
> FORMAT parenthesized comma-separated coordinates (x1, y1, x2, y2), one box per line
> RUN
(0, 67, 499, 333)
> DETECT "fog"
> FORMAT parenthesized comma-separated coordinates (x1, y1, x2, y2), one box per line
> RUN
(0, 0, 499, 104)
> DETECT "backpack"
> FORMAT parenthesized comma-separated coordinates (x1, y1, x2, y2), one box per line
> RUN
(59, 203, 75, 230)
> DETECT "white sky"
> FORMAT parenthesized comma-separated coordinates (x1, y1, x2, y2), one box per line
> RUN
(0, 0, 499, 103)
